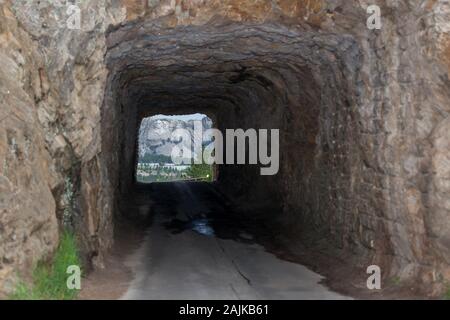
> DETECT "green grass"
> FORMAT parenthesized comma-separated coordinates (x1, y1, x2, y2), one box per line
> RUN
(444, 286, 450, 300)
(9, 231, 81, 300)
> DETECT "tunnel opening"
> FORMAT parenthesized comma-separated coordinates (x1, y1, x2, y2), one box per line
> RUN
(135, 113, 216, 183)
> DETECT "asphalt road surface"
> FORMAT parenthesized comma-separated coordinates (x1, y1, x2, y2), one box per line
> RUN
(121, 182, 349, 300)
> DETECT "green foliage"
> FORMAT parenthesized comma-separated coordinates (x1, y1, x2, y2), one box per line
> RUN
(137, 150, 214, 183)
(62, 178, 74, 229)
(445, 286, 450, 300)
(139, 153, 172, 164)
(390, 276, 401, 285)
(186, 163, 213, 181)
(9, 231, 81, 300)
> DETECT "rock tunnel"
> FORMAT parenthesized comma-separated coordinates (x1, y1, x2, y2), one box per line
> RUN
(104, 20, 361, 224)
(100, 17, 449, 294)
(1, 1, 450, 298)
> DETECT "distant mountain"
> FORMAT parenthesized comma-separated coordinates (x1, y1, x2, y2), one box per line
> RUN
(138, 116, 213, 161)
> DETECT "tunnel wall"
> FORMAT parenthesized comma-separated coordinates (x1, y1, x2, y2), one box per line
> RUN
(1, 0, 450, 296)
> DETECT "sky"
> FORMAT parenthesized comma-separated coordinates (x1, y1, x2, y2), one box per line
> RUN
(149, 113, 206, 121)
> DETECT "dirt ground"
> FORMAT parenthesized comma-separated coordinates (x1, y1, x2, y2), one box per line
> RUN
(78, 220, 146, 300)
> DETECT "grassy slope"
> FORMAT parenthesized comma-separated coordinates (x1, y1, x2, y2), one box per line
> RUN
(9, 231, 81, 300)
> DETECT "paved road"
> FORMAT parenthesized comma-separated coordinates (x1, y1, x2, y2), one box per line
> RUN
(121, 182, 350, 300)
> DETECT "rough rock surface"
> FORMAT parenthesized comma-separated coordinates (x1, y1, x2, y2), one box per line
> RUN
(138, 116, 212, 158)
(0, 0, 449, 297)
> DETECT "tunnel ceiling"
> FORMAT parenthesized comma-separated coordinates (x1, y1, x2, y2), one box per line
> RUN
(105, 21, 360, 117)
